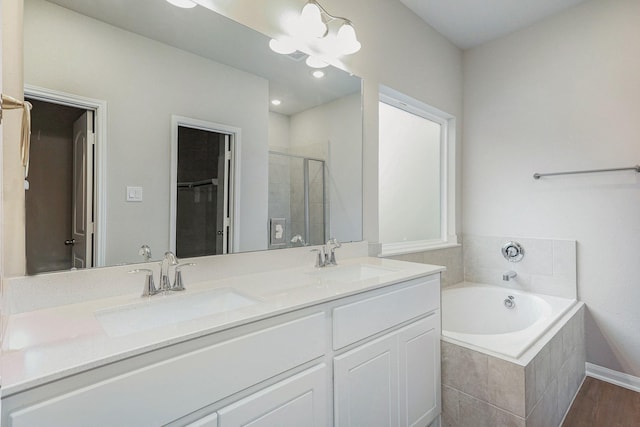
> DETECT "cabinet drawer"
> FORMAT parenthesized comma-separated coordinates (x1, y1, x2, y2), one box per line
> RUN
(218, 364, 328, 427)
(332, 275, 439, 349)
(9, 312, 326, 427)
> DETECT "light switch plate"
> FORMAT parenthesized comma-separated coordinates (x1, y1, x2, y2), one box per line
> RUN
(126, 186, 143, 202)
(270, 218, 286, 246)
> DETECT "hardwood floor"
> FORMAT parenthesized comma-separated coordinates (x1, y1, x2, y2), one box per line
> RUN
(562, 376, 640, 427)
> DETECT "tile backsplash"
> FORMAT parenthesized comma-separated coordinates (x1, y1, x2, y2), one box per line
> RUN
(463, 235, 576, 299)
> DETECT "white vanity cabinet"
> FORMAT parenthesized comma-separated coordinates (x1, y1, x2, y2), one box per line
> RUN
(333, 276, 441, 427)
(5, 311, 328, 427)
(2, 272, 441, 427)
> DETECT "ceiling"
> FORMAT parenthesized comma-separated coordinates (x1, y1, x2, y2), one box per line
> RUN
(399, 0, 587, 49)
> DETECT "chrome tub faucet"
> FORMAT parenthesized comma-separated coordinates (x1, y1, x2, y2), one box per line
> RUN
(502, 270, 517, 281)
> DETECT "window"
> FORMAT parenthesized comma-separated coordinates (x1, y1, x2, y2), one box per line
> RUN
(378, 87, 457, 255)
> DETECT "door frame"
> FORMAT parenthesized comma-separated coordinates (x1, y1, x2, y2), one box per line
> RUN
(24, 84, 108, 267)
(170, 115, 241, 254)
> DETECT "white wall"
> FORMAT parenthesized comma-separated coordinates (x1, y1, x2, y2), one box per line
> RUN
(24, 0, 269, 264)
(1, 0, 5, 342)
(268, 112, 291, 149)
(463, 0, 640, 376)
(289, 93, 362, 243)
(2, 0, 25, 277)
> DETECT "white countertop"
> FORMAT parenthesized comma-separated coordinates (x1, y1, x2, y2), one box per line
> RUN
(1, 257, 443, 397)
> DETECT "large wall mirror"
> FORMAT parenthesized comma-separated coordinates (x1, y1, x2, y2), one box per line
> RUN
(23, 0, 363, 274)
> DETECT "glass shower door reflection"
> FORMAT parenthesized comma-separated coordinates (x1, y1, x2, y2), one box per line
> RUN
(268, 152, 327, 248)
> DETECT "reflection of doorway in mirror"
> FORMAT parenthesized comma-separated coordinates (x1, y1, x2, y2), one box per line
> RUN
(25, 98, 96, 274)
(171, 120, 235, 257)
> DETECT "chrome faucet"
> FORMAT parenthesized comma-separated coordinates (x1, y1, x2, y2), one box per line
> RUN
(138, 244, 152, 262)
(326, 238, 341, 266)
(310, 247, 326, 268)
(129, 268, 158, 297)
(159, 251, 179, 291)
(502, 270, 517, 281)
(291, 234, 307, 246)
(130, 254, 194, 297)
(310, 238, 342, 268)
(172, 262, 196, 291)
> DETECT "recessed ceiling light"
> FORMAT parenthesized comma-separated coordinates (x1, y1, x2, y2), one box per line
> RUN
(312, 70, 325, 79)
(166, 0, 197, 9)
(271, 99, 282, 106)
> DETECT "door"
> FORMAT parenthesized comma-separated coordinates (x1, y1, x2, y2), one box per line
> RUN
(71, 111, 94, 268)
(398, 315, 440, 427)
(175, 125, 233, 257)
(25, 98, 93, 274)
(334, 334, 399, 427)
(334, 315, 440, 427)
(218, 364, 328, 427)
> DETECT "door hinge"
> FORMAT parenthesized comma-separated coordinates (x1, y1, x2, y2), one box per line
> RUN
(224, 217, 231, 227)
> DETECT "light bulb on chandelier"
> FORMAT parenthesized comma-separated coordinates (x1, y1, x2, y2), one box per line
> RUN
(305, 56, 329, 69)
(270, 0, 361, 65)
(299, 2, 327, 39)
(269, 38, 298, 55)
(336, 22, 361, 55)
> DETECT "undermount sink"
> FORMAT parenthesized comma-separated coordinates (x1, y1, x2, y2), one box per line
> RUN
(306, 264, 397, 282)
(95, 289, 259, 337)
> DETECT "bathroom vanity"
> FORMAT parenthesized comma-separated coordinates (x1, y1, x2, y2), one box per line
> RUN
(1, 257, 443, 426)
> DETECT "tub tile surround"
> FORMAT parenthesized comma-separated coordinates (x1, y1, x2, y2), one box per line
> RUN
(463, 235, 577, 299)
(441, 305, 585, 427)
(387, 243, 464, 287)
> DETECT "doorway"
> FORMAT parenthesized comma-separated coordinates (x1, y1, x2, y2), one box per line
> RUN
(25, 98, 95, 274)
(171, 119, 235, 257)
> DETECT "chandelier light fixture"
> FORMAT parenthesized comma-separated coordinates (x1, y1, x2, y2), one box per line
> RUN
(270, 0, 361, 65)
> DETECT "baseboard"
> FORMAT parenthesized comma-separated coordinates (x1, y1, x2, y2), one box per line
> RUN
(586, 362, 640, 393)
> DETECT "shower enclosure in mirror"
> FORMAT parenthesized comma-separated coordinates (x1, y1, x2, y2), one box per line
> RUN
(268, 151, 327, 249)
(22, 0, 363, 273)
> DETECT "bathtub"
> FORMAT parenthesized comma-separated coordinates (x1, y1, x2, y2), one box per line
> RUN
(441, 282, 585, 425)
(441, 283, 576, 359)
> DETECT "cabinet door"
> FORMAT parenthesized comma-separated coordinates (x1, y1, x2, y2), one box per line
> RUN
(398, 313, 440, 427)
(218, 364, 328, 427)
(334, 333, 399, 427)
